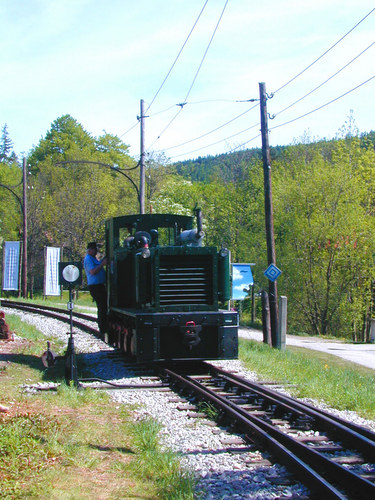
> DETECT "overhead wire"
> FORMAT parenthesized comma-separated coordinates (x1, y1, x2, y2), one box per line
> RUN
(119, 120, 139, 139)
(227, 133, 261, 154)
(161, 102, 259, 152)
(145, 0, 209, 115)
(123, 6, 374, 158)
(147, 0, 229, 151)
(171, 9, 375, 159)
(272, 7, 375, 95)
(147, 97, 255, 119)
(169, 114, 260, 159)
(118, 1, 208, 140)
(273, 41, 375, 118)
(270, 75, 375, 132)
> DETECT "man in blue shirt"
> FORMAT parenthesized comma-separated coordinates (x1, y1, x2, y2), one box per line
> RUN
(84, 242, 107, 337)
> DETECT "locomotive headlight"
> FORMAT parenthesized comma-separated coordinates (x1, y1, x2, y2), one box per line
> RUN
(220, 247, 229, 257)
(141, 247, 151, 259)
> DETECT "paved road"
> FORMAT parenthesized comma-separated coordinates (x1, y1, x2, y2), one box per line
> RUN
(239, 327, 375, 371)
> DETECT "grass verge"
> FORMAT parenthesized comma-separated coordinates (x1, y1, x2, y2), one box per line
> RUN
(239, 338, 375, 420)
(0, 314, 195, 499)
(2, 291, 96, 313)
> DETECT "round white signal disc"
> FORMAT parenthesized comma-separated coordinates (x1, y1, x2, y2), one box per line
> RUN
(62, 264, 80, 283)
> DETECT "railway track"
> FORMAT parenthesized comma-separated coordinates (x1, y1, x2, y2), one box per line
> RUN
(0, 299, 98, 335)
(155, 361, 375, 499)
(3, 299, 375, 498)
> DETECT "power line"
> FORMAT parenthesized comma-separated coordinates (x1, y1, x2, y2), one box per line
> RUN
(148, 97, 255, 118)
(273, 7, 375, 95)
(161, 102, 259, 152)
(145, 0, 209, 114)
(170, 120, 260, 159)
(270, 75, 375, 132)
(119, 1, 209, 140)
(119, 120, 139, 139)
(273, 41, 375, 118)
(227, 133, 261, 154)
(169, 73, 374, 159)
(183, 0, 228, 103)
(148, 0, 229, 150)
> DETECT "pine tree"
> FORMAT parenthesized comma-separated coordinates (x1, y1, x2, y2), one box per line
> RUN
(0, 124, 16, 163)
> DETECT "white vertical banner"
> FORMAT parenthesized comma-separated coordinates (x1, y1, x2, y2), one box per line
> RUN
(2, 241, 21, 290)
(44, 246, 61, 296)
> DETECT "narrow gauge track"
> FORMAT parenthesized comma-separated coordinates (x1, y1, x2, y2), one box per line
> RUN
(0, 299, 98, 335)
(155, 361, 375, 500)
(4, 300, 375, 497)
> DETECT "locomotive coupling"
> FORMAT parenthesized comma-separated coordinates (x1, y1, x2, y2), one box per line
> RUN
(181, 321, 202, 350)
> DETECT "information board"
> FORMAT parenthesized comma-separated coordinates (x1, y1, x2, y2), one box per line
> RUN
(231, 263, 254, 300)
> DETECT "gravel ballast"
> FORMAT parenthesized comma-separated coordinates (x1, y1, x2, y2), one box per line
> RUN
(4, 308, 375, 498)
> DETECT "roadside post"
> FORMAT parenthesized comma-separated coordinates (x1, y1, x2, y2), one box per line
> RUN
(261, 290, 271, 345)
(278, 296, 287, 351)
(58, 262, 82, 386)
(370, 319, 375, 344)
(264, 263, 283, 349)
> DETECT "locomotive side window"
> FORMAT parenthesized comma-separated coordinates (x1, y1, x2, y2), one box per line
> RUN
(158, 227, 174, 246)
(119, 227, 131, 247)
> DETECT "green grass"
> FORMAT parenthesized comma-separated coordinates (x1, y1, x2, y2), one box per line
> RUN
(0, 314, 196, 499)
(239, 338, 375, 420)
(126, 418, 195, 499)
(2, 291, 96, 313)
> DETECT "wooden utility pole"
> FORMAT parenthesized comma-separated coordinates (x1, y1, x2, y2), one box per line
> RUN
(259, 82, 279, 348)
(22, 157, 28, 298)
(139, 99, 145, 214)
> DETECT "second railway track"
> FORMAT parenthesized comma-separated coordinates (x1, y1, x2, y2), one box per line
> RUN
(0, 298, 98, 335)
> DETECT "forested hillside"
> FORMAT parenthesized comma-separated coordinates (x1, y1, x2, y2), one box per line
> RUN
(1, 116, 374, 341)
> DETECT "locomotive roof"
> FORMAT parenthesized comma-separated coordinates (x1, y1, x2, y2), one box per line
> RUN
(107, 213, 194, 232)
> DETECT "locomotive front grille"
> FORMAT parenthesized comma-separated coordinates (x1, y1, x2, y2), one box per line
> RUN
(159, 255, 213, 306)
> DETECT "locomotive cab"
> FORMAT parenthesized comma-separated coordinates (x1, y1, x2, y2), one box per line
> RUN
(105, 212, 238, 362)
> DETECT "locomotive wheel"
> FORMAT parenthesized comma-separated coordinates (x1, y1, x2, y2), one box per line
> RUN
(130, 332, 135, 356)
(122, 333, 128, 354)
(117, 331, 123, 351)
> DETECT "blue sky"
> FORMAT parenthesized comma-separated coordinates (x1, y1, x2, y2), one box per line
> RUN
(1, 0, 374, 162)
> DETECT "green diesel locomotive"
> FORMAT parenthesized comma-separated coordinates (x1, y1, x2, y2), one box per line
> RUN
(105, 210, 238, 362)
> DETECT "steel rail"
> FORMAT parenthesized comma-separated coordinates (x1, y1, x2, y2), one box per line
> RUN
(161, 366, 375, 499)
(1, 300, 98, 335)
(0, 299, 97, 322)
(162, 367, 345, 499)
(205, 362, 375, 455)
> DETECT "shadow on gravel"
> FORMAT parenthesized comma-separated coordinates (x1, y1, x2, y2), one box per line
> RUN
(78, 351, 143, 381)
(194, 468, 309, 499)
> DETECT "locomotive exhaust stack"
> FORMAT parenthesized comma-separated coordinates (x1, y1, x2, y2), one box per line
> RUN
(178, 208, 205, 247)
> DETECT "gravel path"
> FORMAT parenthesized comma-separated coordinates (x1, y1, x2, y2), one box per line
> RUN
(3, 308, 375, 499)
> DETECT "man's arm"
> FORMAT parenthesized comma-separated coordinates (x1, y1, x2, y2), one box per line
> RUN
(89, 258, 107, 276)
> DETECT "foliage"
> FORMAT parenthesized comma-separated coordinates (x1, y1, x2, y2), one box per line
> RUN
(0, 123, 17, 164)
(0, 315, 195, 499)
(0, 160, 22, 245)
(24, 115, 139, 291)
(1, 113, 374, 339)
(273, 137, 375, 338)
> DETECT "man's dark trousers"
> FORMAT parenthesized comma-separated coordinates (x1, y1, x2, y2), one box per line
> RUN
(88, 284, 107, 335)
